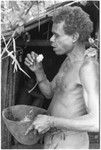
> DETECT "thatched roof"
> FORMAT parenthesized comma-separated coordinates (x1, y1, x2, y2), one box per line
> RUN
(1, 0, 83, 38)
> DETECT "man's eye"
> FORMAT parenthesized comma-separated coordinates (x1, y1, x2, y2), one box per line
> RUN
(54, 34, 59, 38)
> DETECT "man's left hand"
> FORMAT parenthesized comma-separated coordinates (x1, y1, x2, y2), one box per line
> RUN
(25, 115, 53, 135)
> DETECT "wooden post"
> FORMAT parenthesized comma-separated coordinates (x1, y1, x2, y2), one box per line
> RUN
(1, 57, 16, 148)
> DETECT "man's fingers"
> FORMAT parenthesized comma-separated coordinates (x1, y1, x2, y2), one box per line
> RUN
(38, 127, 49, 134)
(33, 129, 38, 135)
(25, 129, 29, 135)
(27, 53, 34, 63)
(24, 61, 31, 67)
(25, 123, 34, 135)
(31, 51, 38, 60)
(25, 57, 33, 66)
(38, 128, 42, 133)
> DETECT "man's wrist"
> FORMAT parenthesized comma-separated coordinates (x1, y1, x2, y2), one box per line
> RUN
(38, 75, 47, 84)
(37, 74, 47, 84)
(34, 68, 47, 84)
(48, 116, 55, 128)
(34, 66, 44, 74)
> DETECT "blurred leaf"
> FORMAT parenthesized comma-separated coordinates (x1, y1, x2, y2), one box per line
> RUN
(9, 1, 20, 11)
(1, 0, 72, 35)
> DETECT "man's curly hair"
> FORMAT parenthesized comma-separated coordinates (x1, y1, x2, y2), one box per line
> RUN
(53, 6, 93, 43)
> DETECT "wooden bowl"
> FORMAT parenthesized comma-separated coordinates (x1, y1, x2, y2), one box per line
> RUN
(2, 105, 47, 145)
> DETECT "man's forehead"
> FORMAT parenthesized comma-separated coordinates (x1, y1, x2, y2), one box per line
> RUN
(52, 22, 64, 33)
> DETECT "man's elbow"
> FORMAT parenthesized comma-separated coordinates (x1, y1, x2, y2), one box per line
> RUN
(89, 111, 99, 132)
(93, 122, 99, 132)
(91, 119, 99, 132)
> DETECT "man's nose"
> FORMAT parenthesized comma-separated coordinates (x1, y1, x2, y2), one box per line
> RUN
(50, 35, 55, 43)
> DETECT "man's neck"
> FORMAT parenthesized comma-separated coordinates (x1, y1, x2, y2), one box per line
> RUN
(67, 43, 85, 63)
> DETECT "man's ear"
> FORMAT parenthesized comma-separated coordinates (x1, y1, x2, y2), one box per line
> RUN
(72, 32, 79, 43)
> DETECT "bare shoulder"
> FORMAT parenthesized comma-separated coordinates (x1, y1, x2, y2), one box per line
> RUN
(79, 58, 99, 89)
(80, 47, 99, 74)
(80, 58, 99, 77)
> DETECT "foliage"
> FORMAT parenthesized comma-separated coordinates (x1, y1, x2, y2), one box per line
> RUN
(1, 0, 55, 33)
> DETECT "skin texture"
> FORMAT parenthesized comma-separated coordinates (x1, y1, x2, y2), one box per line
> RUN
(24, 22, 99, 148)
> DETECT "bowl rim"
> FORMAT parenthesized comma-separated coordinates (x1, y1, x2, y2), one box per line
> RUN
(2, 105, 47, 123)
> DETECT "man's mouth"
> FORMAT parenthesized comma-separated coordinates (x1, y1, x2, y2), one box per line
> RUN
(51, 44, 57, 48)
(52, 46, 57, 51)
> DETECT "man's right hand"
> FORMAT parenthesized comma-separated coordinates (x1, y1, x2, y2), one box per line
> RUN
(24, 51, 43, 72)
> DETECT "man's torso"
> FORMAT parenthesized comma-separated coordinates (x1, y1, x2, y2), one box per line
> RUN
(48, 57, 87, 118)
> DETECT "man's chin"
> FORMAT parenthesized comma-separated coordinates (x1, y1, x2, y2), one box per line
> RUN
(53, 47, 59, 52)
(52, 48, 62, 55)
(54, 50, 62, 55)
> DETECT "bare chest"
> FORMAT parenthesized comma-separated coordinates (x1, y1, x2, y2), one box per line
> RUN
(55, 63, 81, 92)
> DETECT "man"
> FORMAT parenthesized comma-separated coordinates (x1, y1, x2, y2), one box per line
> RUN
(24, 6, 99, 149)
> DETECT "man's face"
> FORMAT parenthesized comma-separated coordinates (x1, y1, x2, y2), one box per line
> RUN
(50, 22, 74, 55)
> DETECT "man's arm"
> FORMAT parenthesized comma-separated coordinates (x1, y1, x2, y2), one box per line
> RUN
(24, 51, 56, 99)
(50, 59, 99, 132)
(35, 68, 56, 99)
